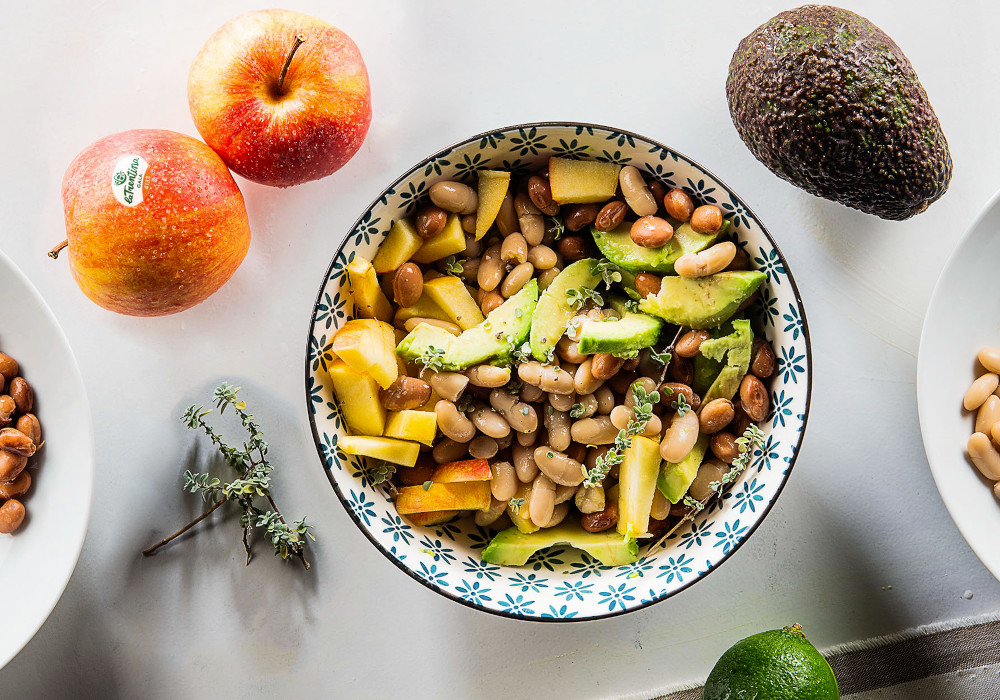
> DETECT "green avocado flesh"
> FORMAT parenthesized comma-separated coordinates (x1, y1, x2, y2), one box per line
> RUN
(658, 434, 710, 503)
(726, 5, 951, 220)
(482, 522, 639, 567)
(591, 221, 727, 274)
(529, 259, 601, 361)
(395, 323, 455, 364)
(639, 271, 766, 329)
(443, 280, 538, 370)
(702, 318, 753, 403)
(577, 309, 662, 355)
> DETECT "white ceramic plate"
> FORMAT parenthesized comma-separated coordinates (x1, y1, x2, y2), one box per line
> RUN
(0, 250, 94, 668)
(918, 188, 1000, 582)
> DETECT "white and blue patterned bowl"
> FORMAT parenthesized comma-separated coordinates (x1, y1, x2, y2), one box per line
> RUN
(306, 123, 811, 621)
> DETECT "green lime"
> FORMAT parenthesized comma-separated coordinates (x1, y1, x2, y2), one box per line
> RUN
(702, 624, 839, 700)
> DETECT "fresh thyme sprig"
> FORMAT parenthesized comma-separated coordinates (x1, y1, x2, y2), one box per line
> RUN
(508, 497, 525, 513)
(566, 286, 604, 310)
(511, 342, 532, 364)
(548, 216, 565, 241)
(442, 255, 464, 276)
(671, 393, 692, 416)
(709, 424, 764, 492)
(593, 259, 623, 289)
(369, 461, 396, 486)
(143, 383, 314, 569)
(569, 402, 587, 418)
(648, 347, 672, 368)
(416, 344, 447, 371)
(581, 383, 659, 488)
(649, 423, 765, 553)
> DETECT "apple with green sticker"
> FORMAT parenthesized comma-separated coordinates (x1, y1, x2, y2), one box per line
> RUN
(187, 9, 372, 188)
(53, 129, 251, 316)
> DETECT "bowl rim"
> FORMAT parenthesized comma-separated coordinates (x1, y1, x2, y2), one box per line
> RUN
(304, 121, 813, 622)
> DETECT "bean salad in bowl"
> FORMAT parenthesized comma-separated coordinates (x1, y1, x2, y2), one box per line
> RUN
(307, 123, 810, 621)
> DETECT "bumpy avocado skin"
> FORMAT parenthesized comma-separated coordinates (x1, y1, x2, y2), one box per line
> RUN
(727, 4, 952, 220)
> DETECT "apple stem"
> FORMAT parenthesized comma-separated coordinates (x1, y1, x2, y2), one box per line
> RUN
(276, 34, 307, 94)
(48, 240, 68, 260)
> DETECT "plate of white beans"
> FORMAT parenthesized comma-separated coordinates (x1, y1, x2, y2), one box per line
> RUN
(918, 188, 1000, 582)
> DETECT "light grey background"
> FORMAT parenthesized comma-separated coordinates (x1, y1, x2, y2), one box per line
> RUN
(2, 0, 999, 697)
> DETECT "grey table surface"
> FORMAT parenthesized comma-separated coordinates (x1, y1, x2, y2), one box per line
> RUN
(2, 0, 1000, 697)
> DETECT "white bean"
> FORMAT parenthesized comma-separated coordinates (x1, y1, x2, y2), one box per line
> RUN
(674, 242, 738, 279)
(513, 443, 540, 482)
(661, 410, 700, 463)
(977, 395, 1000, 435)
(965, 374, 1000, 411)
(490, 461, 518, 501)
(435, 400, 476, 442)
(619, 165, 657, 216)
(969, 432, 1000, 480)
(979, 347, 1000, 374)
(528, 475, 556, 527)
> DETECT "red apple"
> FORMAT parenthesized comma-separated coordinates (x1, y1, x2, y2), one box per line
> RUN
(187, 9, 372, 188)
(57, 129, 251, 316)
(394, 482, 492, 515)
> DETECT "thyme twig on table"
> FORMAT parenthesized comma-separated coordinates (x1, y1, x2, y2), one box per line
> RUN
(142, 383, 315, 569)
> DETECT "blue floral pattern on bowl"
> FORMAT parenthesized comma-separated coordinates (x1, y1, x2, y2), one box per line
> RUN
(305, 123, 811, 622)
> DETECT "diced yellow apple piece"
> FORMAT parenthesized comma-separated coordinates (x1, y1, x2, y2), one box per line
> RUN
(373, 218, 423, 273)
(369, 320, 400, 389)
(393, 292, 453, 324)
(476, 170, 511, 240)
(346, 257, 393, 322)
(327, 359, 386, 437)
(404, 511, 459, 527)
(617, 435, 662, 538)
(384, 410, 438, 446)
(549, 157, 621, 204)
(331, 320, 376, 375)
(507, 481, 539, 534)
(411, 213, 466, 264)
(422, 276, 484, 330)
(339, 435, 420, 467)
(331, 319, 398, 389)
(431, 459, 491, 482)
(395, 481, 491, 514)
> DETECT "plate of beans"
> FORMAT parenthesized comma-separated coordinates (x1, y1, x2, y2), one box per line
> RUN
(306, 123, 811, 621)
(0, 249, 94, 667)
(919, 188, 1000, 583)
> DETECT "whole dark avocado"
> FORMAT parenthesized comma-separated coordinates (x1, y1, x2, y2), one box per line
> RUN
(727, 5, 952, 220)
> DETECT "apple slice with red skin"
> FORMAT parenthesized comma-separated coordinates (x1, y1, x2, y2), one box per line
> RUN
(395, 482, 491, 515)
(430, 458, 490, 483)
(403, 511, 459, 527)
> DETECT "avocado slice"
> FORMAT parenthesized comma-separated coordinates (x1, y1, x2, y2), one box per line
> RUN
(443, 279, 538, 370)
(577, 304, 662, 355)
(658, 434, 710, 503)
(590, 220, 728, 274)
(529, 259, 601, 361)
(727, 5, 951, 220)
(701, 319, 753, 403)
(481, 522, 639, 567)
(395, 323, 455, 364)
(639, 271, 765, 329)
